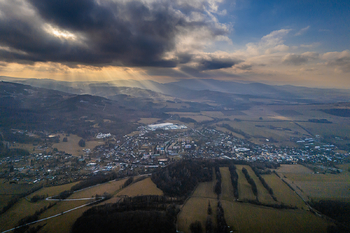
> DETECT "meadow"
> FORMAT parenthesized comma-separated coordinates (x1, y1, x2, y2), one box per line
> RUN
(275, 164, 350, 200)
(221, 200, 329, 233)
(52, 134, 103, 156)
(262, 174, 307, 209)
(177, 166, 330, 233)
(69, 178, 128, 199)
(116, 177, 163, 197)
(219, 167, 235, 201)
(238, 165, 276, 204)
(235, 165, 256, 201)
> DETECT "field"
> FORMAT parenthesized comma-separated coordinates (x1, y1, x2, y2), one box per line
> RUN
(239, 165, 276, 204)
(31, 206, 91, 233)
(0, 198, 50, 231)
(178, 166, 330, 233)
(27, 182, 79, 199)
(282, 173, 350, 200)
(9, 142, 44, 154)
(138, 118, 161, 124)
(235, 165, 256, 200)
(219, 167, 234, 201)
(191, 169, 217, 200)
(221, 200, 329, 233)
(262, 174, 307, 209)
(191, 103, 350, 147)
(276, 164, 313, 174)
(0, 179, 40, 194)
(177, 168, 218, 233)
(52, 134, 103, 156)
(276, 164, 350, 200)
(177, 198, 218, 233)
(0, 180, 42, 209)
(0, 177, 162, 232)
(69, 178, 128, 199)
(0, 182, 80, 231)
(117, 177, 163, 197)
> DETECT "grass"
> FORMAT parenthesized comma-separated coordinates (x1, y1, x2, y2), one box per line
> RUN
(276, 164, 350, 200)
(0, 198, 51, 231)
(200, 111, 226, 118)
(39, 201, 90, 219)
(235, 165, 257, 201)
(177, 198, 218, 233)
(177, 168, 218, 233)
(221, 200, 330, 233)
(52, 134, 103, 156)
(0, 181, 79, 231)
(191, 168, 217, 199)
(240, 165, 277, 204)
(282, 172, 350, 200)
(0, 195, 13, 210)
(27, 182, 79, 199)
(0, 181, 39, 195)
(138, 118, 161, 124)
(219, 167, 235, 201)
(0, 178, 161, 232)
(276, 164, 314, 174)
(117, 177, 163, 197)
(69, 178, 128, 199)
(31, 206, 91, 233)
(9, 142, 43, 154)
(262, 174, 307, 209)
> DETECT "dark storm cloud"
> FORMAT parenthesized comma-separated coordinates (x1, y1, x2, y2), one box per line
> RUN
(198, 57, 237, 70)
(0, 0, 228, 67)
(282, 52, 319, 66)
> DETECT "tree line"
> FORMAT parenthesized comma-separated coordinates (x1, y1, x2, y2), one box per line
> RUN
(214, 166, 221, 198)
(14, 202, 56, 233)
(72, 195, 180, 233)
(242, 167, 258, 199)
(251, 166, 277, 201)
(70, 172, 119, 192)
(151, 160, 213, 197)
(0, 184, 43, 215)
(228, 164, 239, 199)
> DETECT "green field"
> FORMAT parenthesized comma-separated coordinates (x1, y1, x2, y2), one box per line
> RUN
(117, 177, 163, 197)
(240, 165, 276, 204)
(69, 178, 127, 199)
(275, 164, 350, 201)
(236, 165, 256, 201)
(276, 164, 314, 174)
(178, 165, 331, 233)
(177, 197, 218, 233)
(31, 205, 91, 233)
(221, 200, 329, 233)
(262, 174, 307, 209)
(27, 182, 79, 199)
(177, 168, 218, 233)
(219, 167, 235, 201)
(281, 172, 350, 201)
(192, 168, 217, 199)
(52, 134, 103, 156)
(0, 198, 52, 231)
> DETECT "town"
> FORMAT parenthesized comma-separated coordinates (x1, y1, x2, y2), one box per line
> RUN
(1, 122, 348, 186)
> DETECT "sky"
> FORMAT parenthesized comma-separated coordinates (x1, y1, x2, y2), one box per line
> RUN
(0, 0, 349, 88)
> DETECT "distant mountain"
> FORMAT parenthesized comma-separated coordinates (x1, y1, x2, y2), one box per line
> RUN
(168, 79, 350, 103)
(2, 76, 350, 104)
(0, 81, 165, 138)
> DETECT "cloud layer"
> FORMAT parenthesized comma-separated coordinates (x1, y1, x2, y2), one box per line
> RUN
(0, 0, 349, 88)
(0, 0, 232, 69)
